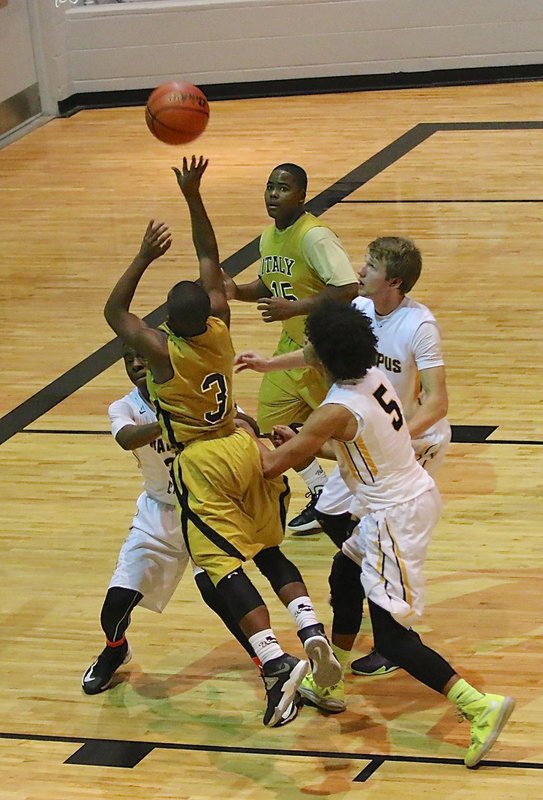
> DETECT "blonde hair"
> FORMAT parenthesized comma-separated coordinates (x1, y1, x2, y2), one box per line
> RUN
(368, 236, 422, 294)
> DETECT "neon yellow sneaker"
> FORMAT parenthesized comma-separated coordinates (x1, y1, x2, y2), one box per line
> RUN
(298, 672, 346, 713)
(461, 693, 516, 768)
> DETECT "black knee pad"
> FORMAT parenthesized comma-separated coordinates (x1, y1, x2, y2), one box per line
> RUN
(368, 599, 420, 660)
(315, 511, 357, 549)
(216, 568, 265, 622)
(328, 551, 364, 635)
(253, 546, 302, 594)
(194, 570, 222, 611)
(100, 586, 142, 642)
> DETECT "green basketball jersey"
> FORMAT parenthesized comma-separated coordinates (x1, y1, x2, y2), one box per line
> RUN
(259, 213, 329, 348)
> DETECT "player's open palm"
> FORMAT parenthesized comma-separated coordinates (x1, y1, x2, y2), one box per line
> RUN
(172, 155, 209, 198)
(139, 220, 172, 262)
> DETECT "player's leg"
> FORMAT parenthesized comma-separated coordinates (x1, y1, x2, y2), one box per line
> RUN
(345, 512, 399, 678)
(193, 566, 261, 669)
(368, 599, 515, 768)
(83, 497, 187, 695)
(253, 546, 341, 689)
(315, 472, 398, 677)
(82, 585, 140, 695)
(298, 549, 362, 712)
(173, 433, 310, 727)
(353, 428, 452, 675)
(213, 564, 308, 727)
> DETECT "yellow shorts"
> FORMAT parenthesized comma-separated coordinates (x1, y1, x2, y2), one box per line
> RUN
(257, 366, 329, 433)
(171, 429, 290, 584)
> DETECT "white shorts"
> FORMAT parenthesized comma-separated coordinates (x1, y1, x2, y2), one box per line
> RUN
(315, 421, 451, 517)
(341, 487, 442, 628)
(412, 418, 451, 477)
(108, 492, 190, 613)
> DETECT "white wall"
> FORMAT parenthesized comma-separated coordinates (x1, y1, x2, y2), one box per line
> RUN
(0, 0, 37, 103)
(56, 0, 543, 99)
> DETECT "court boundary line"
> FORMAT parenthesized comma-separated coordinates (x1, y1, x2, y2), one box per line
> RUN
(2, 120, 543, 446)
(0, 730, 540, 780)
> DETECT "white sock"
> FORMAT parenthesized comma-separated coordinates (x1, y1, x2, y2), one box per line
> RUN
(287, 597, 319, 631)
(248, 629, 284, 666)
(297, 460, 327, 494)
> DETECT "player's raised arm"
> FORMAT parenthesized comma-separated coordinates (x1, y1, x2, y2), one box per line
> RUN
(104, 220, 172, 361)
(172, 156, 230, 327)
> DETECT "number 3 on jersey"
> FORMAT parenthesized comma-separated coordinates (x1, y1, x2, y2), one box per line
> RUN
(201, 372, 229, 423)
(373, 383, 404, 430)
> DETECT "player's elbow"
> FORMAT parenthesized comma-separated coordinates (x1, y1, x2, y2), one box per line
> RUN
(103, 300, 119, 330)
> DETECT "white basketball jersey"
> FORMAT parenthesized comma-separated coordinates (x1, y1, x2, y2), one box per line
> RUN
(323, 368, 435, 512)
(352, 295, 447, 431)
(108, 387, 175, 505)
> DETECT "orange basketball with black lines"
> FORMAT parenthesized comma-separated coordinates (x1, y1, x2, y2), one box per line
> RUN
(145, 81, 209, 145)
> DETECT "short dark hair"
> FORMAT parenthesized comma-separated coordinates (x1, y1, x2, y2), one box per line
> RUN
(166, 280, 211, 337)
(272, 163, 308, 193)
(305, 299, 377, 381)
(367, 237, 422, 294)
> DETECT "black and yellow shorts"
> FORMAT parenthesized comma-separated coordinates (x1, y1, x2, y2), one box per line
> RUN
(171, 429, 290, 584)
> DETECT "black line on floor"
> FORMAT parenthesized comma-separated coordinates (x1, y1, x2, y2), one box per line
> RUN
(353, 756, 386, 781)
(451, 425, 498, 442)
(1, 731, 540, 774)
(17, 424, 543, 446)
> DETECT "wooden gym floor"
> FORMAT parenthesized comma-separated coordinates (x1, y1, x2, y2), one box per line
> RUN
(1, 79, 542, 799)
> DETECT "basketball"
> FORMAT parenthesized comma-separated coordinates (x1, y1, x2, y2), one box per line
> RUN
(145, 80, 210, 145)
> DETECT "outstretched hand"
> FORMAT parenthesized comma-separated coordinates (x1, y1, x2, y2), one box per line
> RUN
(172, 155, 209, 198)
(139, 220, 172, 262)
(234, 350, 271, 374)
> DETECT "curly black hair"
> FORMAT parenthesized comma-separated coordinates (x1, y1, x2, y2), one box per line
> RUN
(305, 299, 377, 381)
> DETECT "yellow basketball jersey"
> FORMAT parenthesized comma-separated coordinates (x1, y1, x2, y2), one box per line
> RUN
(259, 212, 330, 347)
(147, 317, 236, 449)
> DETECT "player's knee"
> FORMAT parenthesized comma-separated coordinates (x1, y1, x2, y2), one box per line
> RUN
(216, 568, 265, 622)
(194, 569, 223, 613)
(315, 511, 357, 548)
(329, 551, 364, 634)
(100, 586, 142, 640)
(369, 601, 421, 661)
(253, 546, 302, 594)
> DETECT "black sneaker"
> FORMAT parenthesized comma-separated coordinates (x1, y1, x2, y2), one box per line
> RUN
(262, 654, 309, 727)
(287, 489, 323, 535)
(351, 649, 399, 676)
(82, 641, 132, 695)
(298, 623, 342, 688)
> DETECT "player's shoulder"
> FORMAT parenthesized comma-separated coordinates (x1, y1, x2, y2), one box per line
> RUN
(302, 217, 336, 242)
(108, 387, 145, 419)
(401, 295, 436, 321)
